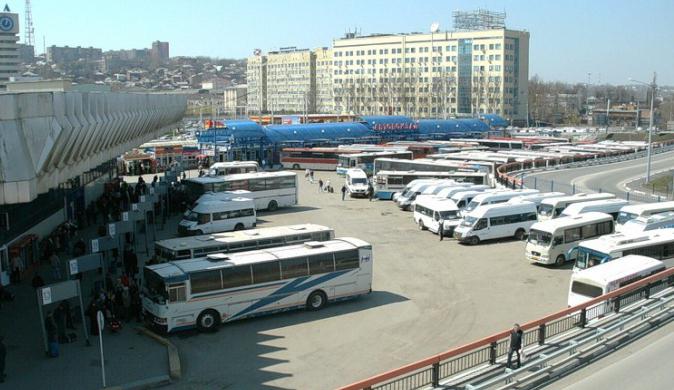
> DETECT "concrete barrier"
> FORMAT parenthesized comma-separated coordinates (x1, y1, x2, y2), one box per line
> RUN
(135, 326, 182, 380)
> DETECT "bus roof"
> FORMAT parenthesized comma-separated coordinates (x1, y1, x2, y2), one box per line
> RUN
(414, 196, 459, 211)
(471, 189, 537, 203)
(560, 199, 629, 214)
(530, 212, 613, 233)
(192, 198, 254, 213)
(466, 201, 536, 217)
(619, 201, 674, 215)
(540, 192, 615, 205)
(148, 237, 371, 278)
(376, 170, 486, 178)
(572, 255, 664, 286)
(155, 224, 333, 251)
(187, 170, 296, 184)
(209, 161, 259, 169)
(343, 150, 412, 158)
(346, 169, 368, 178)
(578, 228, 674, 253)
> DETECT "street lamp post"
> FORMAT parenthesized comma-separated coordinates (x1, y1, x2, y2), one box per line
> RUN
(630, 73, 657, 184)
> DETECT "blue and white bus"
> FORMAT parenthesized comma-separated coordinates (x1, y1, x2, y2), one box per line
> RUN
(142, 238, 373, 333)
(336, 150, 413, 176)
(374, 170, 489, 200)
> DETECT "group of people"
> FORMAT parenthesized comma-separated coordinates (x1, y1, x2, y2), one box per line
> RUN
(86, 274, 143, 337)
(43, 300, 76, 357)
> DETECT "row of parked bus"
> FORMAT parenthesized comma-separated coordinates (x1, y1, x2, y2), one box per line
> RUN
(143, 224, 373, 333)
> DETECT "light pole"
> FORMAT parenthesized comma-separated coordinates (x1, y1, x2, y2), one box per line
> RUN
(629, 73, 657, 184)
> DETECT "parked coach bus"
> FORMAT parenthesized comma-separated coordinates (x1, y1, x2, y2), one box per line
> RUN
(183, 171, 297, 211)
(280, 147, 357, 171)
(374, 170, 489, 200)
(143, 237, 373, 333)
(615, 201, 674, 232)
(155, 224, 334, 262)
(208, 161, 259, 177)
(538, 193, 616, 221)
(336, 150, 413, 176)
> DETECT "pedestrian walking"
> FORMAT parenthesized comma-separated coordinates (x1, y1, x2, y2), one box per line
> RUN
(325, 179, 331, 193)
(305, 168, 310, 180)
(506, 323, 523, 369)
(318, 179, 324, 192)
(439, 220, 445, 241)
(50, 253, 61, 280)
(368, 184, 374, 202)
(45, 312, 59, 358)
(341, 184, 347, 201)
(309, 170, 315, 183)
(0, 335, 6, 383)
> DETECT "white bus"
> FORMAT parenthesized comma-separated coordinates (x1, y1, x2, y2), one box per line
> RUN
(345, 169, 369, 197)
(572, 228, 674, 272)
(615, 201, 674, 232)
(208, 161, 259, 176)
(526, 212, 614, 266)
(537, 193, 616, 221)
(178, 198, 256, 236)
(506, 192, 566, 211)
(374, 170, 489, 200)
(393, 179, 445, 202)
(398, 181, 466, 210)
(560, 199, 630, 220)
(142, 238, 373, 333)
(619, 212, 674, 235)
(568, 255, 665, 307)
(463, 189, 539, 214)
(450, 189, 491, 210)
(183, 171, 298, 211)
(154, 224, 334, 262)
(413, 197, 460, 235)
(337, 151, 413, 175)
(373, 157, 496, 186)
(454, 202, 538, 245)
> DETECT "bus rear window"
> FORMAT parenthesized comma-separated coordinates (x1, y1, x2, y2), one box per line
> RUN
(571, 281, 604, 298)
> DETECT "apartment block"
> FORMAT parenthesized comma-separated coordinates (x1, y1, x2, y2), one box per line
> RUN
(265, 48, 315, 114)
(246, 53, 267, 113)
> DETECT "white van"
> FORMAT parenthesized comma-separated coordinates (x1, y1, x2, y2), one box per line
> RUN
(619, 211, 674, 235)
(450, 189, 491, 210)
(559, 199, 629, 220)
(345, 169, 369, 197)
(393, 179, 447, 202)
(178, 198, 256, 236)
(507, 192, 566, 211)
(615, 201, 674, 232)
(192, 190, 251, 208)
(567, 255, 664, 307)
(413, 197, 461, 235)
(463, 189, 539, 214)
(538, 193, 616, 221)
(436, 185, 491, 200)
(398, 181, 464, 211)
(454, 202, 538, 244)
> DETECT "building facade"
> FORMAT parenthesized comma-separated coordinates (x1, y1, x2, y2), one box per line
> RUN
(46, 45, 103, 64)
(332, 29, 529, 121)
(315, 47, 334, 113)
(151, 40, 169, 63)
(223, 84, 248, 118)
(0, 10, 19, 90)
(264, 48, 315, 114)
(246, 53, 267, 114)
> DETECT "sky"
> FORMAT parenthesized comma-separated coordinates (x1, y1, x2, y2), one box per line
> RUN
(5, 0, 674, 85)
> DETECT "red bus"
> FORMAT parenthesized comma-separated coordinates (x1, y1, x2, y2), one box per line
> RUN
(280, 147, 359, 171)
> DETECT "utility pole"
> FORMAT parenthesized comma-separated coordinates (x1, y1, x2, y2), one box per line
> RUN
(646, 72, 657, 183)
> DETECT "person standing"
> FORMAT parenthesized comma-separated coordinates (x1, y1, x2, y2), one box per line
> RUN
(50, 253, 61, 280)
(368, 184, 374, 202)
(309, 170, 314, 183)
(438, 220, 445, 241)
(507, 323, 523, 369)
(45, 312, 59, 358)
(305, 168, 310, 181)
(318, 179, 324, 192)
(0, 335, 6, 383)
(325, 179, 331, 193)
(341, 184, 347, 201)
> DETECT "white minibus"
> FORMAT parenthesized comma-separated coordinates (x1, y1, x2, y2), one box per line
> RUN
(572, 228, 674, 272)
(537, 193, 616, 221)
(393, 179, 447, 202)
(450, 189, 490, 210)
(507, 192, 566, 211)
(526, 212, 614, 266)
(454, 202, 538, 245)
(345, 169, 369, 197)
(437, 185, 491, 200)
(615, 201, 674, 232)
(560, 199, 630, 220)
(208, 161, 259, 176)
(413, 197, 461, 235)
(178, 198, 256, 236)
(397, 181, 465, 211)
(155, 224, 334, 262)
(143, 237, 373, 333)
(619, 212, 674, 235)
(463, 189, 539, 214)
(567, 255, 665, 307)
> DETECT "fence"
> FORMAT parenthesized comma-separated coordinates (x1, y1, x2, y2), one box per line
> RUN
(337, 267, 674, 390)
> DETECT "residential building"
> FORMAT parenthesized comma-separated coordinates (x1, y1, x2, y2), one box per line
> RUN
(46, 45, 102, 64)
(151, 40, 169, 63)
(223, 84, 248, 118)
(17, 43, 34, 63)
(332, 28, 529, 121)
(265, 47, 315, 114)
(315, 47, 334, 113)
(0, 9, 19, 90)
(246, 52, 267, 113)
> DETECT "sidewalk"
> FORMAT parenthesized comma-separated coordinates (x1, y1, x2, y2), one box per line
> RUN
(0, 175, 189, 389)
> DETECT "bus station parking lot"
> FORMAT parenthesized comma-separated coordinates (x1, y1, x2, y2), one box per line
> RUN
(167, 170, 573, 390)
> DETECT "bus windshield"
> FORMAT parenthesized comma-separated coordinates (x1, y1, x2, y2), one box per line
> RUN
(617, 211, 638, 225)
(351, 178, 367, 185)
(143, 268, 168, 304)
(528, 229, 552, 246)
(575, 247, 610, 270)
(464, 201, 479, 212)
(439, 210, 458, 220)
(184, 211, 199, 222)
(538, 204, 554, 217)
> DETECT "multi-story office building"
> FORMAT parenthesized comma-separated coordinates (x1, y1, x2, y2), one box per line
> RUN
(0, 9, 19, 90)
(332, 28, 529, 120)
(246, 52, 267, 114)
(315, 47, 334, 113)
(151, 40, 169, 63)
(264, 47, 315, 114)
(46, 45, 103, 64)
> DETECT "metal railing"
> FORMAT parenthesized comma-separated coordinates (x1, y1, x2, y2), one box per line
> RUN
(337, 267, 674, 390)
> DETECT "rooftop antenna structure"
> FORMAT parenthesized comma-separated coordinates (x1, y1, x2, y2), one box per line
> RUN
(452, 9, 506, 31)
(24, 0, 35, 46)
(430, 22, 440, 33)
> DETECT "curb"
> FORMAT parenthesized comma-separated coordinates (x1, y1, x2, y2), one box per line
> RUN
(135, 326, 182, 381)
(104, 375, 171, 390)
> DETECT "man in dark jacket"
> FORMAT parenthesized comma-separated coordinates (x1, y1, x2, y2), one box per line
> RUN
(507, 323, 523, 369)
(0, 335, 6, 382)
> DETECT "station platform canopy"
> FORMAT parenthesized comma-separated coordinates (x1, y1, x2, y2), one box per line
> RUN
(265, 122, 373, 144)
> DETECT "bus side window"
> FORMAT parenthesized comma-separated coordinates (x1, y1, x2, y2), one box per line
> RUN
(474, 219, 488, 230)
(198, 213, 210, 225)
(552, 236, 563, 247)
(168, 284, 186, 302)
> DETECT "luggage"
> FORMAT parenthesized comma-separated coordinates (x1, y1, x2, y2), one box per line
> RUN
(108, 319, 122, 332)
(49, 341, 59, 357)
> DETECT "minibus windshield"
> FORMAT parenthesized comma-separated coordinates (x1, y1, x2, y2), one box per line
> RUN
(528, 229, 552, 246)
(461, 215, 478, 227)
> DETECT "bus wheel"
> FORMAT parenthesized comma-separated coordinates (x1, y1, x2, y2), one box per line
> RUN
(234, 223, 244, 231)
(267, 200, 278, 211)
(514, 229, 526, 241)
(468, 236, 480, 245)
(306, 290, 327, 311)
(197, 309, 221, 332)
(292, 164, 300, 170)
(196, 230, 204, 236)
(555, 255, 565, 266)
(418, 220, 426, 230)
